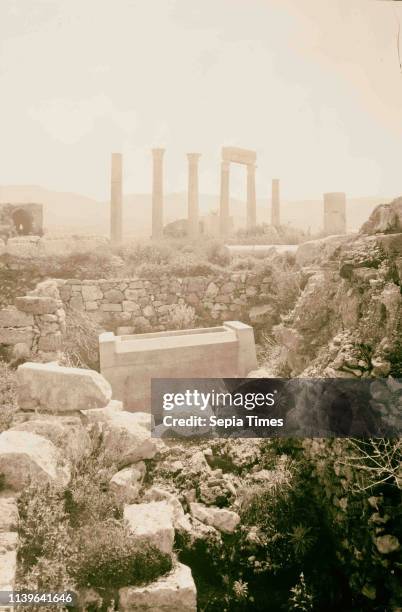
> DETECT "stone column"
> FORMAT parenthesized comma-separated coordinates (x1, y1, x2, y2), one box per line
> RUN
(152, 148, 165, 240)
(187, 153, 201, 238)
(219, 161, 230, 236)
(110, 153, 123, 243)
(246, 163, 257, 230)
(323, 192, 346, 235)
(271, 178, 280, 227)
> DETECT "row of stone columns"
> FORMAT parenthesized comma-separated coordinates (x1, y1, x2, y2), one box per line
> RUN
(110, 151, 280, 242)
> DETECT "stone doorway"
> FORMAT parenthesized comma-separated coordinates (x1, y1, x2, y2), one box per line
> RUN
(219, 146, 257, 236)
(12, 209, 33, 235)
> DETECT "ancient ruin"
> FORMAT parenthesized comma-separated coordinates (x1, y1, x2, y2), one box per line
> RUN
(187, 153, 201, 238)
(271, 178, 280, 227)
(0, 203, 43, 239)
(152, 148, 165, 240)
(323, 191, 346, 235)
(219, 146, 257, 236)
(110, 152, 123, 243)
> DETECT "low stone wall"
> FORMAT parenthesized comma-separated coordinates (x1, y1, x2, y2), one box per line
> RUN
(0, 234, 109, 259)
(0, 281, 66, 361)
(57, 271, 273, 332)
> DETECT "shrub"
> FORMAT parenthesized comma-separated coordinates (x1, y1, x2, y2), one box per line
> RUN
(64, 428, 121, 527)
(61, 308, 102, 370)
(165, 303, 196, 330)
(0, 360, 18, 432)
(69, 520, 172, 589)
(17, 483, 71, 572)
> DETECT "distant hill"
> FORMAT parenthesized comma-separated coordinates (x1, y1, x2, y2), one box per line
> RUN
(0, 185, 387, 237)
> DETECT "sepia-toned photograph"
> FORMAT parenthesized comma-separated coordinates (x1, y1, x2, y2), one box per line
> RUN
(0, 0, 401, 610)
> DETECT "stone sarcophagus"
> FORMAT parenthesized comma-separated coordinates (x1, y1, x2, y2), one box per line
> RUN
(99, 321, 257, 412)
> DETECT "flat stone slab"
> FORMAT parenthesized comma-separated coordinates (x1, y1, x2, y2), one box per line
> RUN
(119, 562, 197, 611)
(124, 501, 174, 555)
(17, 362, 112, 412)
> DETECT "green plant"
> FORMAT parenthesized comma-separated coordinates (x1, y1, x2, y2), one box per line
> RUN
(288, 572, 314, 611)
(165, 303, 196, 330)
(0, 360, 18, 432)
(69, 519, 172, 589)
(61, 308, 102, 370)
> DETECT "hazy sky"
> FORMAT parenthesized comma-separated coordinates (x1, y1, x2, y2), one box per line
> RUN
(1, 0, 402, 201)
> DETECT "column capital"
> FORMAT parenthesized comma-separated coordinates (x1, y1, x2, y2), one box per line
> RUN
(246, 162, 257, 172)
(187, 153, 201, 164)
(221, 160, 230, 172)
(152, 148, 165, 160)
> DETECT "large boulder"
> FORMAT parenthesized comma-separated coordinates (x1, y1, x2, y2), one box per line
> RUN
(0, 430, 70, 491)
(295, 235, 351, 267)
(124, 501, 175, 555)
(189, 502, 240, 534)
(17, 362, 112, 412)
(360, 197, 402, 235)
(10, 416, 90, 463)
(119, 562, 197, 612)
(101, 411, 157, 466)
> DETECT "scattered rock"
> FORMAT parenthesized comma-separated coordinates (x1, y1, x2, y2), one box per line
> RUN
(0, 430, 70, 491)
(189, 502, 240, 534)
(102, 411, 157, 466)
(109, 463, 146, 503)
(10, 416, 90, 463)
(119, 562, 197, 612)
(124, 501, 175, 555)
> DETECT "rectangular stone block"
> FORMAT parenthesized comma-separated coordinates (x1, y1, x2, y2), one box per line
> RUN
(17, 362, 112, 412)
(15, 296, 58, 315)
(101, 304, 122, 312)
(0, 308, 34, 328)
(0, 327, 33, 346)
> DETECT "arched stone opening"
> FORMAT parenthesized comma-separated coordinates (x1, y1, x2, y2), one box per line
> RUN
(12, 209, 33, 235)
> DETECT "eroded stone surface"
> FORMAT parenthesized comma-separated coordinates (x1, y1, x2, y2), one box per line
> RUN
(190, 502, 240, 534)
(124, 501, 175, 555)
(119, 562, 197, 611)
(0, 430, 70, 491)
(17, 362, 112, 412)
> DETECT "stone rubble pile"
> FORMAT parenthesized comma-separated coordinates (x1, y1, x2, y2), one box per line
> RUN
(0, 361, 198, 610)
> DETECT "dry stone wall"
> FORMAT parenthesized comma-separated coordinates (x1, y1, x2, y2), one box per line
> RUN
(0, 280, 66, 361)
(57, 271, 273, 332)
